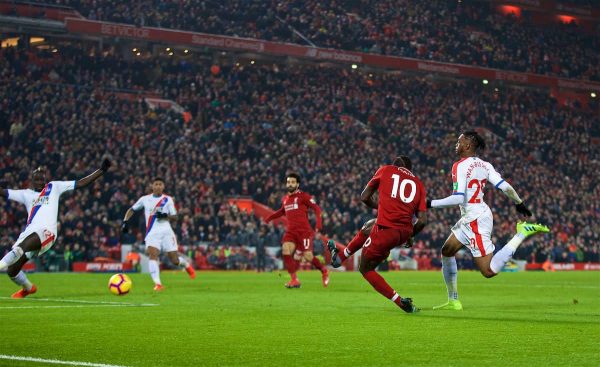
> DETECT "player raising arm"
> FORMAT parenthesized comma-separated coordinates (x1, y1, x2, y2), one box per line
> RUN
(428, 131, 549, 310)
(0, 159, 111, 297)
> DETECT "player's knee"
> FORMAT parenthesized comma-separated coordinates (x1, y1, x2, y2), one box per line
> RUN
(358, 262, 371, 275)
(441, 246, 456, 257)
(7, 265, 19, 278)
(282, 242, 294, 255)
(361, 219, 375, 236)
(303, 252, 313, 262)
(481, 269, 496, 278)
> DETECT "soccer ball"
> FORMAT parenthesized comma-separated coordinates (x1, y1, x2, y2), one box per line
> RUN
(108, 273, 132, 296)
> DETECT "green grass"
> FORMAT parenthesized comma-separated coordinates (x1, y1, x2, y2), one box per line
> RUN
(1, 271, 599, 367)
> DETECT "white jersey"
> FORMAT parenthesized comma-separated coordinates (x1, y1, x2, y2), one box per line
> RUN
(131, 194, 177, 236)
(451, 157, 504, 222)
(7, 180, 76, 235)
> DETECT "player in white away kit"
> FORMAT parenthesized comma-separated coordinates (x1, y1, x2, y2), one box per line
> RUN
(121, 178, 195, 291)
(427, 131, 549, 310)
(0, 159, 111, 298)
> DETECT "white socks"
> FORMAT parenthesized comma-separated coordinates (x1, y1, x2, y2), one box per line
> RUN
(11, 271, 33, 291)
(177, 256, 189, 268)
(490, 233, 526, 274)
(148, 260, 162, 285)
(0, 247, 24, 271)
(442, 256, 459, 300)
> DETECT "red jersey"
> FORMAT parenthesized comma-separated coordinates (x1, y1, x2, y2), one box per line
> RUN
(266, 190, 322, 233)
(367, 165, 427, 231)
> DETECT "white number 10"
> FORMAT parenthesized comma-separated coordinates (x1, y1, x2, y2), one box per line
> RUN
(391, 174, 417, 203)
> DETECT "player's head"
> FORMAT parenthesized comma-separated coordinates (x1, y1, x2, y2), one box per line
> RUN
(392, 155, 412, 170)
(151, 177, 165, 195)
(286, 173, 301, 193)
(31, 166, 47, 191)
(456, 130, 486, 156)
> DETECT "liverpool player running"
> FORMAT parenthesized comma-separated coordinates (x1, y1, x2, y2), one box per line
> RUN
(428, 131, 549, 310)
(0, 159, 111, 297)
(121, 177, 195, 291)
(265, 173, 328, 288)
(329, 156, 427, 313)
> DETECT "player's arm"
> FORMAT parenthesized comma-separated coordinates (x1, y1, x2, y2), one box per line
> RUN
(157, 213, 178, 223)
(121, 198, 143, 234)
(406, 185, 428, 248)
(306, 196, 323, 232)
(491, 170, 532, 217)
(360, 184, 378, 209)
(123, 208, 136, 222)
(362, 167, 383, 209)
(428, 163, 466, 209)
(265, 205, 285, 223)
(413, 210, 428, 235)
(427, 193, 463, 209)
(156, 198, 178, 223)
(121, 207, 136, 234)
(75, 158, 111, 189)
(413, 186, 428, 236)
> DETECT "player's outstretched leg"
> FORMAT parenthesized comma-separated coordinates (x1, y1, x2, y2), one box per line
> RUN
(308, 255, 329, 287)
(327, 220, 374, 268)
(8, 257, 37, 298)
(327, 240, 342, 268)
(359, 257, 419, 313)
(0, 246, 24, 271)
(489, 222, 550, 275)
(168, 252, 196, 280)
(0, 233, 42, 271)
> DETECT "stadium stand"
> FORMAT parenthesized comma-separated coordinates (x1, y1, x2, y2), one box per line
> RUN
(1, 41, 598, 270)
(29, 0, 600, 80)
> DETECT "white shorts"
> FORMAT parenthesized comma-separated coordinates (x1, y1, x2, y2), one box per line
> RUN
(14, 227, 57, 259)
(145, 231, 178, 253)
(451, 212, 495, 258)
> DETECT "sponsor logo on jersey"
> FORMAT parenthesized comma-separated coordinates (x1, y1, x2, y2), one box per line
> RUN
(285, 197, 299, 211)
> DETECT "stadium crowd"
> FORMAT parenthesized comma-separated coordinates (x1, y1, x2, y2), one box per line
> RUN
(0, 42, 598, 271)
(36, 0, 600, 80)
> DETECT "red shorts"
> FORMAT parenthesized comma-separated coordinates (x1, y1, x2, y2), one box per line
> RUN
(282, 230, 314, 253)
(361, 225, 411, 263)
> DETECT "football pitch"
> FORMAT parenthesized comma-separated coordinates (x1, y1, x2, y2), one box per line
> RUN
(1, 271, 598, 367)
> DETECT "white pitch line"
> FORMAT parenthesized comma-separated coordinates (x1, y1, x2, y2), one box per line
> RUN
(0, 354, 130, 367)
(0, 296, 159, 307)
(0, 304, 156, 310)
(402, 282, 600, 289)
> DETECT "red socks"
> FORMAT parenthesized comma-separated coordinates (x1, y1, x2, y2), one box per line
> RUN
(340, 230, 368, 262)
(362, 270, 403, 307)
(311, 256, 326, 273)
(283, 254, 298, 280)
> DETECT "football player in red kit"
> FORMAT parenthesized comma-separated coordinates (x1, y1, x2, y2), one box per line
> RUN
(328, 156, 427, 312)
(266, 173, 329, 288)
